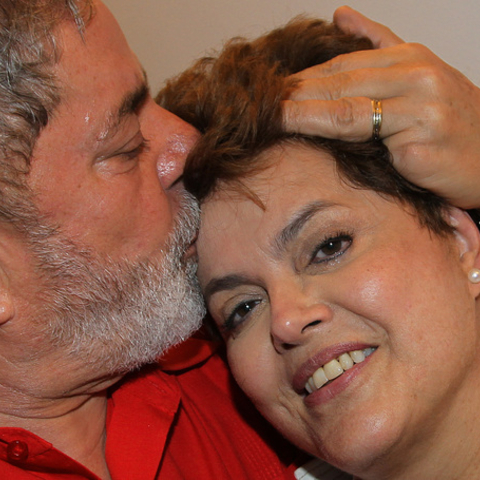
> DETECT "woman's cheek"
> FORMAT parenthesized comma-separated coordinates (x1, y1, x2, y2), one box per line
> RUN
(227, 330, 276, 403)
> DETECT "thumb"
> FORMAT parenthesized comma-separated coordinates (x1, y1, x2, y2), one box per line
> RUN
(334, 6, 404, 48)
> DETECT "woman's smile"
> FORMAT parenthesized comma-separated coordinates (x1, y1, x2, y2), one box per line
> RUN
(301, 346, 377, 396)
(197, 142, 480, 476)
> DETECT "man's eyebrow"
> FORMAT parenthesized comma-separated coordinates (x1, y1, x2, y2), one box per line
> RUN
(98, 72, 149, 142)
(203, 274, 252, 302)
(118, 81, 149, 119)
(270, 200, 337, 258)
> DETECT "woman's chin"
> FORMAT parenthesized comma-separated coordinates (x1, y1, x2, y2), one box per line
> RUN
(297, 411, 407, 478)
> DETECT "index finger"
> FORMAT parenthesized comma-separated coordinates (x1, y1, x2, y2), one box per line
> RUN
(291, 47, 404, 81)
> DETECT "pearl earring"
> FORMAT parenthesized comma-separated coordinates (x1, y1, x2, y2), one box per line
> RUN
(468, 268, 480, 284)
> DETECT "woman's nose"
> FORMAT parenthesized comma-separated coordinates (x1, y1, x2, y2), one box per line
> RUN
(270, 290, 333, 352)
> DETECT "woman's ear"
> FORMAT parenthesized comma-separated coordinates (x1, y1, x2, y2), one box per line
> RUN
(447, 207, 480, 296)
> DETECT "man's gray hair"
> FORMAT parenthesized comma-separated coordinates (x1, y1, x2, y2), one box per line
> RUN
(0, 0, 94, 229)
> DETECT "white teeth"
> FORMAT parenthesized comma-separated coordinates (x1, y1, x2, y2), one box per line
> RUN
(305, 381, 313, 395)
(306, 376, 316, 393)
(312, 367, 328, 389)
(350, 349, 365, 363)
(323, 359, 343, 380)
(304, 347, 376, 395)
(338, 352, 354, 370)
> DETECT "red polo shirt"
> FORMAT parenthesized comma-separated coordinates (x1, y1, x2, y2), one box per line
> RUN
(0, 338, 301, 479)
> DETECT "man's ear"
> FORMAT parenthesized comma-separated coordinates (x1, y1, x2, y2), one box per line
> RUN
(448, 207, 480, 295)
(0, 235, 17, 327)
(0, 284, 14, 326)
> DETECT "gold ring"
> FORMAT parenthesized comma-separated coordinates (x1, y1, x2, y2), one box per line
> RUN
(371, 99, 382, 141)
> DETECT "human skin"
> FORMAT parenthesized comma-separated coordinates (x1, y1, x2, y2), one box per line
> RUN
(196, 143, 480, 479)
(29, 3, 197, 262)
(285, 6, 480, 209)
(3, 3, 480, 478)
(0, 1, 197, 477)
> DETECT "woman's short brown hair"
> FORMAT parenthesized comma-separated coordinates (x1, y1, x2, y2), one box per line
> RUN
(158, 17, 452, 234)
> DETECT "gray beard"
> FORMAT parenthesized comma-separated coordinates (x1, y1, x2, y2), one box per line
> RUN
(27, 191, 205, 375)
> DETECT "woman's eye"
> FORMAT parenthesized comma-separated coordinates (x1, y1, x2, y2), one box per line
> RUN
(311, 234, 352, 264)
(224, 299, 262, 331)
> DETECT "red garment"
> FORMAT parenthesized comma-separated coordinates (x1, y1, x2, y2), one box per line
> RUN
(0, 339, 301, 479)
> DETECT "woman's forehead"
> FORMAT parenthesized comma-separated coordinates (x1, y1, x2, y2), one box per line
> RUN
(203, 144, 354, 211)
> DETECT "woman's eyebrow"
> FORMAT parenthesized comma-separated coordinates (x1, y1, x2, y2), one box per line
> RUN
(203, 274, 251, 302)
(203, 201, 338, 301)
(270, 200, 337, 258)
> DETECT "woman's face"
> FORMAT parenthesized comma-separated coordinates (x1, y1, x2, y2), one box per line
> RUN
(196, 143, 480, 476)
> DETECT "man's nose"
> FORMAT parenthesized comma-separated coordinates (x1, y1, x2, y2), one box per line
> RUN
(156, 128, 198, 189)
(147, 101, 200, 190)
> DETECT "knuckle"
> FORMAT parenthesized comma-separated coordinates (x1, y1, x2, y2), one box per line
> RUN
(325, 71, 353, 100)
(387, 139, 426, 172)
(427, 102, 449, 125)
(408, 63, 448, 96)
(400, 42, 433, 60)
(399, 45, 450, 94)
(401, 142, 424, 160)
(419, 64, 444, 87)
(318, 56, 344, 77)
(332, 98, 357, 131)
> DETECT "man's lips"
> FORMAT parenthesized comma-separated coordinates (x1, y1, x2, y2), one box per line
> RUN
(293, 343, 377, 395)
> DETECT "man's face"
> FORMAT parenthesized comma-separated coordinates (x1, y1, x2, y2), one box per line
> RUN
(29, 1, 197, 263)
(3, 0, 204, 388)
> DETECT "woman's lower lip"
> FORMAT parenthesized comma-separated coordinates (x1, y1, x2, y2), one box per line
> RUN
(303, 352, 374, 406)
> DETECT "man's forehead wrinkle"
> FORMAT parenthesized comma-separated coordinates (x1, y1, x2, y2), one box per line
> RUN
(270, 200, 336, 258)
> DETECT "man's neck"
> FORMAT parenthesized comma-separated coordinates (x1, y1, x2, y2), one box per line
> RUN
(0, 387, 112, 479)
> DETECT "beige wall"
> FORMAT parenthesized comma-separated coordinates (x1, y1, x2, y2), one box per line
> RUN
(103, 0, 480, 92)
